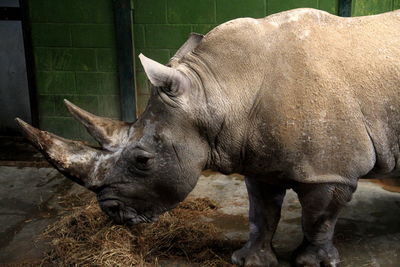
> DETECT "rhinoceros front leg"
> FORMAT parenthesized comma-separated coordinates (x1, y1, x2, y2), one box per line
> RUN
(292, 182, 355, 267)
(232, 177, 286, 267)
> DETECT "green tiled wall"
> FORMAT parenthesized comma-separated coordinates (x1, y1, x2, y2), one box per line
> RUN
(352, 0, 400, 16)
(133, 0, 339, 114)
(30, 0, 120, 142)
(31, 0, 398, 139)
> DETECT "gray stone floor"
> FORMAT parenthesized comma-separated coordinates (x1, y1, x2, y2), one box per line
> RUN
(191, 173, 400, 267)
(0, 166, 74, 264)
(0, 166, 399, 266)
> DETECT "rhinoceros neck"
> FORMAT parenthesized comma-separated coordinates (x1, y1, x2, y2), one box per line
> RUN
(179, 33, 272, 174)
(178, 10, 345, 174)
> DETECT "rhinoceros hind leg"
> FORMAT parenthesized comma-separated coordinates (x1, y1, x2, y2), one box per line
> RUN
(292, 182, 355, 267)
(232, 177, 286, 267)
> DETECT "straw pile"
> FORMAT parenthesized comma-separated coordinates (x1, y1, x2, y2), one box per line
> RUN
(41, 194, 243, 267)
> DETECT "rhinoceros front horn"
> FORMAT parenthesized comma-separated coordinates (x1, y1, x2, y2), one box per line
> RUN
(64, 99, 131, 151)
(15, 118, 105, 189)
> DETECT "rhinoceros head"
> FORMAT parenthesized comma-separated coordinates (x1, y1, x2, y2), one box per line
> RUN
(16, 33, 210, 225)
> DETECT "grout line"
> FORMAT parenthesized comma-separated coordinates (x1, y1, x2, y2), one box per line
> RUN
(32, 23, 115, 27)
(142, 24, 146, 48)
(165, 0, 169, 24)
(31, 22, 115, 25)
(214, 0, 217, 23)
(73, 71, 77, 95)
(34, 46, 116, 50)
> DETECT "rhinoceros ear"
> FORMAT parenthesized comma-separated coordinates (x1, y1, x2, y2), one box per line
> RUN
(139, 54, 188, 90)
(170, 32, 203, 63)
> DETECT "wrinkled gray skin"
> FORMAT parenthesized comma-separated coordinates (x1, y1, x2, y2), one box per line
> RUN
(16, 8, 400, 267)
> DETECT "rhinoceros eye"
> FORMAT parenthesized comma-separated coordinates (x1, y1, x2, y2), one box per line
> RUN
(159, 83, 181, 97)
(125, 149, 154, 174)
(160, 86, 169, 92)
(132, 150, 155, 172)
(135, 155, 151, 170)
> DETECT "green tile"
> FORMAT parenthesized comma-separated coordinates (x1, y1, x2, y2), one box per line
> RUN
(96, 48, 118, 71)
(318, 0, 338, 14)
(75, 72, 98, 95)
(76, 72, 119, 95)
(395, 0, 400, 10)
(98, 73, 119, 95)
(216, 0, 265, 23)
(136, 72, 150, 95)
(31, 0, 95, 23)
(34, 48, 52, 71)
(53, 95, 99, 119)
(135, 48, 170, 71)
(54, 95, 76, 117)
(29, 0, 50, 22)
(31, 23, 71, 47)
(65, 0, 115, 24)
(352, 0, 393, 16)
(39, 116, 80, 139)
(145, 25, 191, 48)
(168, 0, 215, 24)
(133, 0, 166, 23)
(192, 24, 217, 35)
(268, 0, 318, 15)
(38, 95, 55, 117)
(72, 24, 116, 48)
(31, 0, 114, 23)
(134, 25, 146, 48)
(52, 48, 96, 71)
(98, 95, 121, 118)
(36, 71, 75, 94)
(73, 95, 100, 115)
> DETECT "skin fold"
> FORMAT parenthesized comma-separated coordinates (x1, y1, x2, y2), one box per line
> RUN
(17, 8, 400, 267)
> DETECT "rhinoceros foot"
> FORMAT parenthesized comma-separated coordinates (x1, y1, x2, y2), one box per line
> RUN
(292, 241, 339, 267)
(231, 245, 278, 267)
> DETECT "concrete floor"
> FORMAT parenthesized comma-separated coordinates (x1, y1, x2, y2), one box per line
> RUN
(0, 164, 399, 266)
(191, 173, 400, 267)
(0, 166, 74, 264)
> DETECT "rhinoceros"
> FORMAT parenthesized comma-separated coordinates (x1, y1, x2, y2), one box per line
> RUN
(16, 8, 400, 267)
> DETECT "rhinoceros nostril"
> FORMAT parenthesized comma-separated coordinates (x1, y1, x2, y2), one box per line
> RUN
(108, 204, 119, 214)
(101, 200, 120, 215)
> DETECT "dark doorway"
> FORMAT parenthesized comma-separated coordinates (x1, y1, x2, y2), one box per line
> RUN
(0, 0, 36, 136)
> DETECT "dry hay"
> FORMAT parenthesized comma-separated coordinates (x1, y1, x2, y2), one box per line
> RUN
(41, 195, 243, 267)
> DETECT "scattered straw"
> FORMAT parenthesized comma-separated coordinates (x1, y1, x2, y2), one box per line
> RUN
(41, 195, 243, 267)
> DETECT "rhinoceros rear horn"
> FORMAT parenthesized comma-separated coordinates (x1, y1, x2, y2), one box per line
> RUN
(139, 54, 188, 90)
(64, 99, 130, 151)
(15, 118, 103, 189)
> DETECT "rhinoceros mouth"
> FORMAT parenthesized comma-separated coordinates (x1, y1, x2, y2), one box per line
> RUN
(127, 214, 159, 225)
(99, 198, 159, 225)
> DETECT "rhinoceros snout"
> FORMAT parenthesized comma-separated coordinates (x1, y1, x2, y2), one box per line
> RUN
(99, 198, 158, 225)
(99, 199, 124, 224)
